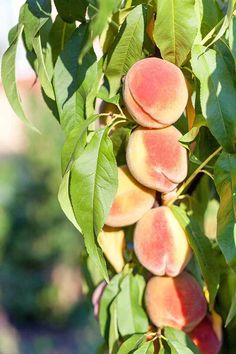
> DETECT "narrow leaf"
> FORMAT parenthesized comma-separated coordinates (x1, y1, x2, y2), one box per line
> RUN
(206, 0, 236, 47)
(105, 4, 146, 96)
(21, 0, 51, 51)
(49, 15, 76, 64)
(117, 273, 148, 337)
(53, 24, 97, 133)
(80, 0, 119, 60)
(117, 334, 146, 354)
(229, 16, 236, 63)
(191, 45, 236, 152)
(226, 290, 236, 326)
(164, 327, 200, 354)
(109, 299, 120, 354)
(134, 341, 155, 354)
(53, 0, 88, 23)
(99, 273, 123, 339)
(153, 0, 198, 66)
(180, 115, 207, 143)
(61, 114, 99, 175)
(69, 128, 118, 279)
(33, 34, 55, 99)
(1, 24, 38, 132)
(58, 171, 82, 233)
(214, 152, 236, 271)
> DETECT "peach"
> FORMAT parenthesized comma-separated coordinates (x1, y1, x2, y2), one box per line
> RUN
(126, 126, 188, 192)
(98, 226, 125, 273)
(189, 316, 222, 354)
(134, 206, 192, 276)
(145, 272, 207, 332)
(105, 165, 156, 227)
(123, 58, 188, 128)
(92, 281, 106, 319)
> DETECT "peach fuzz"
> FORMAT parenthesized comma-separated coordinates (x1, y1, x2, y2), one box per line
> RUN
(145, 272, 207, 332)
(189, 316, 222, 354)
(98, 226, 125, 273)
(105, 165, 156, 227)
(134, 206, 192, 276)
(126, 126, 188, 193)
(123, 58, 188, 128)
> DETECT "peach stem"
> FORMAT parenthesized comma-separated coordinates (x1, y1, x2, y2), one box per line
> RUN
(167, 146, 223, 206)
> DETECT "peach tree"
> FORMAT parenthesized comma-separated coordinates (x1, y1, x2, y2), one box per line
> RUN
(2, 0, 236, 352)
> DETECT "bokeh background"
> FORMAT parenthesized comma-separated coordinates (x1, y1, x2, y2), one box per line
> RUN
(0, 1, 102, 353)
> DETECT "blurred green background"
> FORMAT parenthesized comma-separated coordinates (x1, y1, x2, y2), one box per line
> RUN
(0, 88, 102, 353)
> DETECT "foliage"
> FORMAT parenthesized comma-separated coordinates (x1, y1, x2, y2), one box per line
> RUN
(2, 0, 236, 352)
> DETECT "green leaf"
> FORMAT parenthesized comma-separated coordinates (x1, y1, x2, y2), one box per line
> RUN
(117, 334, 146, 354)
(180, 115, 207, 143)
(226, 290, 236, 326)
(105, 4, 146, 96)
(101, 7, 132, 54)
(214, 152, 236, 271)
(111, 127, 132, 166)
(171, 206, 220, 308)
(109, 298, 120, 354)
(200, 0, 222, 37)
(206, 0, 236, 47)
(98, 92, 121, 107)
(69, 128, 118, 279)
(58, 172, 82, 233)
(159, 347, 171, 354)
(53, 24, 97, 133)
(32, 34, 55, 99)
(53, 0, 88, 23)
(99, 273, 123, 339)
(80, 0, 119, 60)
(153, 0, 198, 66)
(164, 327, 200, 354)
(21, 0, 51, 51)
(134, 341, 155, 354)
(191, 45, 236, 153)
(70, 128, 118, 236)
(61, 114, 99, 175)
(117, 273, 148, 337)
(229, 16, 236, 63)
(1, 24, 38, 132)
(49, 15, 76, 65)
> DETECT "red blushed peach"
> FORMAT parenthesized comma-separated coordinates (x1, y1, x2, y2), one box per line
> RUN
(145, 272, 207, 332)
(105, 166, 156, 227)
(134, 206, 192, 276)
(123, 58, 188, 128)
(189, 316, 222, 354)
(126, 126, 188, 193)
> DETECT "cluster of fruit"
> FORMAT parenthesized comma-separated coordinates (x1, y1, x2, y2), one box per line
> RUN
(98, 58, 222, 354)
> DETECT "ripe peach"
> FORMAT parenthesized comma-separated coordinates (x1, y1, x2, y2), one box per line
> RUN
(126, 126, 188, 192)
(105, 166, 156, 227)
(98, 226, 125, 273)
(123, 58, 188, 128)
(134, 206, 192, 276)
(189, 316, 222, 354)
(145, 272, 207, 332)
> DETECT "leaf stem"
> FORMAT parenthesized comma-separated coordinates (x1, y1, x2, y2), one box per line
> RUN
(107, 118, 127, 134)
(167, 146, 223, 206)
